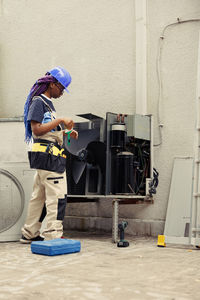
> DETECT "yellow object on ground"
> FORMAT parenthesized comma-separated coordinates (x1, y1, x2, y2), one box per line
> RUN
(157, 235, 166, 247)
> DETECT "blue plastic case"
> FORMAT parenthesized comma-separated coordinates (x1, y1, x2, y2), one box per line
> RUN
(31, 238, 81, 256)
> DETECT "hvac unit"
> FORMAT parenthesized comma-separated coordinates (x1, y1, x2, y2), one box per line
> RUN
(64, 112, 157, 199)
(0, 162, 35, 242)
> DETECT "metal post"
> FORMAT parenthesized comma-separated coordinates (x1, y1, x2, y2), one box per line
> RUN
(112, 199, 119, 243)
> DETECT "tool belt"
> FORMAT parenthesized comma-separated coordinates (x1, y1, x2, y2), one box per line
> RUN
(28, 139, 67, 173)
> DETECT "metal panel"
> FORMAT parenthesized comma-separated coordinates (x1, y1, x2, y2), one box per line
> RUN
(127, 114, 150, 140)
(105, 112, 117, 195)
(164, 157, 194, 244)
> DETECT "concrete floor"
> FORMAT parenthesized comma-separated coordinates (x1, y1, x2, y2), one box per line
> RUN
(0, 232, 200, 300)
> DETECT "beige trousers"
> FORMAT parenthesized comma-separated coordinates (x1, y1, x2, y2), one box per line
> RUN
(21, 169, 67, 240)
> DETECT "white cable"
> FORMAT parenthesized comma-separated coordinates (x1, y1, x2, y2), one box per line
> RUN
(154, 18, 200, 147)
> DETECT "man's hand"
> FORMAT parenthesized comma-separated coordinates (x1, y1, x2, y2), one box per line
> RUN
(70, 130, 78, 139)
(63, 129, 78, 139)
(62, 118, 74, 130)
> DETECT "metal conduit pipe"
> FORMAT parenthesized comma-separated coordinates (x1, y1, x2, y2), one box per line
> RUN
(0, 117, 24, 122)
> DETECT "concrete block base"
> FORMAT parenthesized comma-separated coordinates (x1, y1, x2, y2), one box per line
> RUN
(63, 216, 165, 237)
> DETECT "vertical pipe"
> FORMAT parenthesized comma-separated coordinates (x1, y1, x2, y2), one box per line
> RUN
(112, 200, 119, 243)
(135, 0, 147, 115)
(150, 115, 154, 178)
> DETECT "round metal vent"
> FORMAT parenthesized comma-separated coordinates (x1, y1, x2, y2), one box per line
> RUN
(0, 169, 25, 233)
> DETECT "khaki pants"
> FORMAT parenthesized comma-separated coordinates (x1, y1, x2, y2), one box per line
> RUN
(21, 169, 67, 240)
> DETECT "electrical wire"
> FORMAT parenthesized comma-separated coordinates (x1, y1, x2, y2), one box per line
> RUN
(154, 18, 200, 147)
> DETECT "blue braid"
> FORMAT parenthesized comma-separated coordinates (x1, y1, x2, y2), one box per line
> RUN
(24, 92, 32, 143)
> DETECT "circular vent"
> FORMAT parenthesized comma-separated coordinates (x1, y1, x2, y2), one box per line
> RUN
(0, 169, 25, 233)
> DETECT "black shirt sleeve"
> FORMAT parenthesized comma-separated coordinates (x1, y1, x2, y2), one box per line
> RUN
(27, 98, 45, 123)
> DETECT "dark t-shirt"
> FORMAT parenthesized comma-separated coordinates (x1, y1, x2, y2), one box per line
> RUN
(27, 95, 55, 123)
(27, 95, 61, 132)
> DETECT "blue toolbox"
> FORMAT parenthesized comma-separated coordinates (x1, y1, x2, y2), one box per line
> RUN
(31, 238, 81, 256)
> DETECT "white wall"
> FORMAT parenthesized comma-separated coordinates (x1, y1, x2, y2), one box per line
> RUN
(1, 0, 200, 236)
(0, 0, 136, 119)
(0, 123, 27, 162)
(147, 0, 200, 223)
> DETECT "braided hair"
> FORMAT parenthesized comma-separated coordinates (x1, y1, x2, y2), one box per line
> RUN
(24, 72, 57, 143)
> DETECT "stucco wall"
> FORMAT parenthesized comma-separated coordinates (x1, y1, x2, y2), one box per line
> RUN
(0, 0, 200, 236)
(0, 122, 27, 162)
(147, 0, 200, 223)
(0, 0, 135, 119)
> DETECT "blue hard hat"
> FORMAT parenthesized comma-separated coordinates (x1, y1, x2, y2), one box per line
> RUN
(49, 66, 71, 93)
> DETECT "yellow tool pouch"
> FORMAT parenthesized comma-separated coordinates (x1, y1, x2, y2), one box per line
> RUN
(28, 140, 67, 173)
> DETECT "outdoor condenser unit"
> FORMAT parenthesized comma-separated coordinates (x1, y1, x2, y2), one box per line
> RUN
(64, 112, 155, 198)
(0, 162, 35, 241)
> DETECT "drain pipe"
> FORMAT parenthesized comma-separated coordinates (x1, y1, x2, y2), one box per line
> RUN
(135, 0, 147, 115)
(135, 0, 154, 179)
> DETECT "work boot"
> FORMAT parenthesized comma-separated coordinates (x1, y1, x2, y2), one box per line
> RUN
(19, 235, 44, 244)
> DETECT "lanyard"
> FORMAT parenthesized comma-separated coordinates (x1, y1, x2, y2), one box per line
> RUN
(65, 129, 73, 145)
